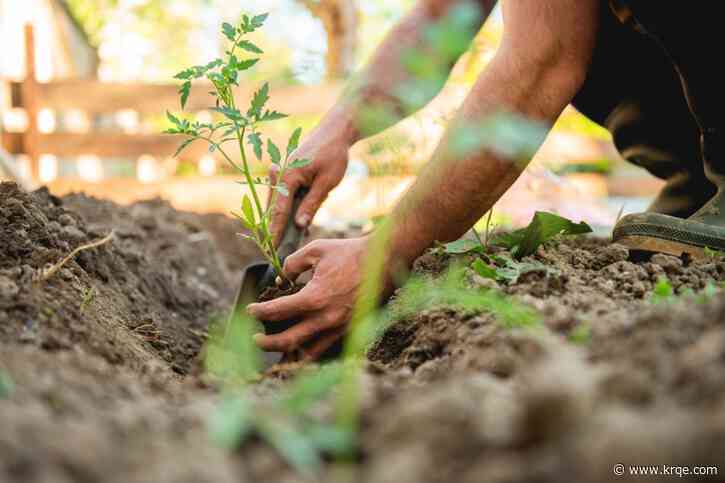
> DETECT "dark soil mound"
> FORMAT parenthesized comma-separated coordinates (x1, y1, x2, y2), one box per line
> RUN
(0, 183, 239, 375)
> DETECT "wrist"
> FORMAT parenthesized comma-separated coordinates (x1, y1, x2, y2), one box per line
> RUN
(316, 102, 361, 148)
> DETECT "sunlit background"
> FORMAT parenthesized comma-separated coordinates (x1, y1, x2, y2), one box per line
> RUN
(0, 0, 661, 230)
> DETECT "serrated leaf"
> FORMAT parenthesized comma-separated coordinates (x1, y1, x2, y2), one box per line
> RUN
(249, 82, 269, 118)
(287, 158, 311, 170)
(491, 211, 592, 259)
(287, 127, 302, 157)
(179, 81, 191, 109)
(173, 138, 196, 158)
(259, 110, 288, 122)
(267, 139, 281, 165)
(212, 106, 244, 122)
(442, 238, 483, 254)
(174, 68, 194, 80)
(166, 111, 181, 127)
(241, 195, 255, 226)
(471, 259, 498, 280)
(248, 132, 263, 160)
(250, 13, 269, 30)
(236, 58, 259, 71)
(222, 22, 237, 41)
(238, 40, 263, 54)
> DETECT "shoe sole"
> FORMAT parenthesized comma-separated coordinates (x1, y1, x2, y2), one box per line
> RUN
(613, 213, 725, 260)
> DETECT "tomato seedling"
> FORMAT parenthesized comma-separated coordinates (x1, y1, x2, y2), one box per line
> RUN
(166, 12, 310, 279)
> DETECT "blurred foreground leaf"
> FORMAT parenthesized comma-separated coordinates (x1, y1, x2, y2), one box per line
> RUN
(0, 371, 13, 399)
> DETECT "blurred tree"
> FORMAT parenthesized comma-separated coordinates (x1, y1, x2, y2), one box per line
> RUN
(298, 0, 358, 79)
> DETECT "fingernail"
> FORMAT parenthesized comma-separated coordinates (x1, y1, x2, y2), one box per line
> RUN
(275, 275, 283, 286)
(297, 213, 310, 226)
(252, 333, 264, 344)
(246, 303, 257, 315)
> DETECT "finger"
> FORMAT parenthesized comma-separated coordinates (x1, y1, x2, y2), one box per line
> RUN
(282, 240, 326, 281)
(295, 181, 330, 228)
(302, 326, 346, 362)
(269, 177, 299, 246)
(247, 285, 321, 321)
(253, 314, 336, 352)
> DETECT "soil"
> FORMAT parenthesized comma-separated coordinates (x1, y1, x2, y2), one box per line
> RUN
(2, 181, 725, 483)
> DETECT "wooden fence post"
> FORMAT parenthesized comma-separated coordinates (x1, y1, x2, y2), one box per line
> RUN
(22, 24, 40, 181)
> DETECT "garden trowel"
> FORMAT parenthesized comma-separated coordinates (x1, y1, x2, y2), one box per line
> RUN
(230, 187, 309, 366)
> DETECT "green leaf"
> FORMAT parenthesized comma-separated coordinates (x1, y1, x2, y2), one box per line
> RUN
(259, 110, 288, 122)
(568, 324, 591, 345)
(250, 13, 269, 30)
(179, 81, 191, 109)
(491, 211, 591, 259)
(236, 58, 259, 71)
(287, 127, 302, 157)
(287, 158, 311, 170)
(212, 106, 244, 122)
(238, 40, 263, 54)
(651, 277, 674, 302)
(173, 138, 196, 158)
(232, 211, 254, 231)
(222, 22, 237, 41)
(241, 194, 255, 226)
(257, 416, 321, 477)
(174, 68, 194, 80)
(471, 259, 498, 280)
(267, 139, 281, 165)
(281, 364, 344, 413)
(248, 132, 263, 160)
(249, 82, 269, 118)
(443, 238, 483, 254)
(208, 396, 254, 448)
(166, 111, 181, 128)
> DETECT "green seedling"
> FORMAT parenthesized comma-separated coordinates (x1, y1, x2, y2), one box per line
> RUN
(0, 371, 14, 399)
(650, 277, 674, 303)
(568, 324, 591, 345)
(491, 211, 591, 259)
(386, 264, 541, 330)
(79, 286, 96, 314)
(704, 247, 725, 259)
(443, 211, 591, 260)
(209, 363, 352, 477)
(166, 13, 310, 279)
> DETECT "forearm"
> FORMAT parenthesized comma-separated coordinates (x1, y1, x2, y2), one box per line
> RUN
(386, 44, 591, 269)
(315, 0, 495, 146)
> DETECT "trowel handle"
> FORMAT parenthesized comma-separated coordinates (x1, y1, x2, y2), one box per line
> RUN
(277, 186, 310, 260)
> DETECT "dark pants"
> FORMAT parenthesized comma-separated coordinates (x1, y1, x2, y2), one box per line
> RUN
(571, 1, 722, 216)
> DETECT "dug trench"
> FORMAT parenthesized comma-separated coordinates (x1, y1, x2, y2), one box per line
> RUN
(2, 180, 725, 483)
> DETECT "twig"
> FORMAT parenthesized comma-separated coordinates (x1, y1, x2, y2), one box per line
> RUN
(38, 231, 114, 282)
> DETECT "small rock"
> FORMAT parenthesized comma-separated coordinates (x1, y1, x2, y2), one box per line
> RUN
(0, 275, 19, 298)
(594, 244, 630, 268)
(58, 213, 76, 226)
(60, 268, 74, 281)
(651, 253, 683, 274)
(46, 221, 62, 233)
(61, 225, 87, 243)
(470, 274, 499, 290)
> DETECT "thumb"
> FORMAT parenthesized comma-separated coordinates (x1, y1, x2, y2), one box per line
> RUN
(295, 182, 330, 228)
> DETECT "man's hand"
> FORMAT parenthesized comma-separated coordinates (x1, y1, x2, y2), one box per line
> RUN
(270, 127, 350, 245)
(247, 237, 368, 360)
